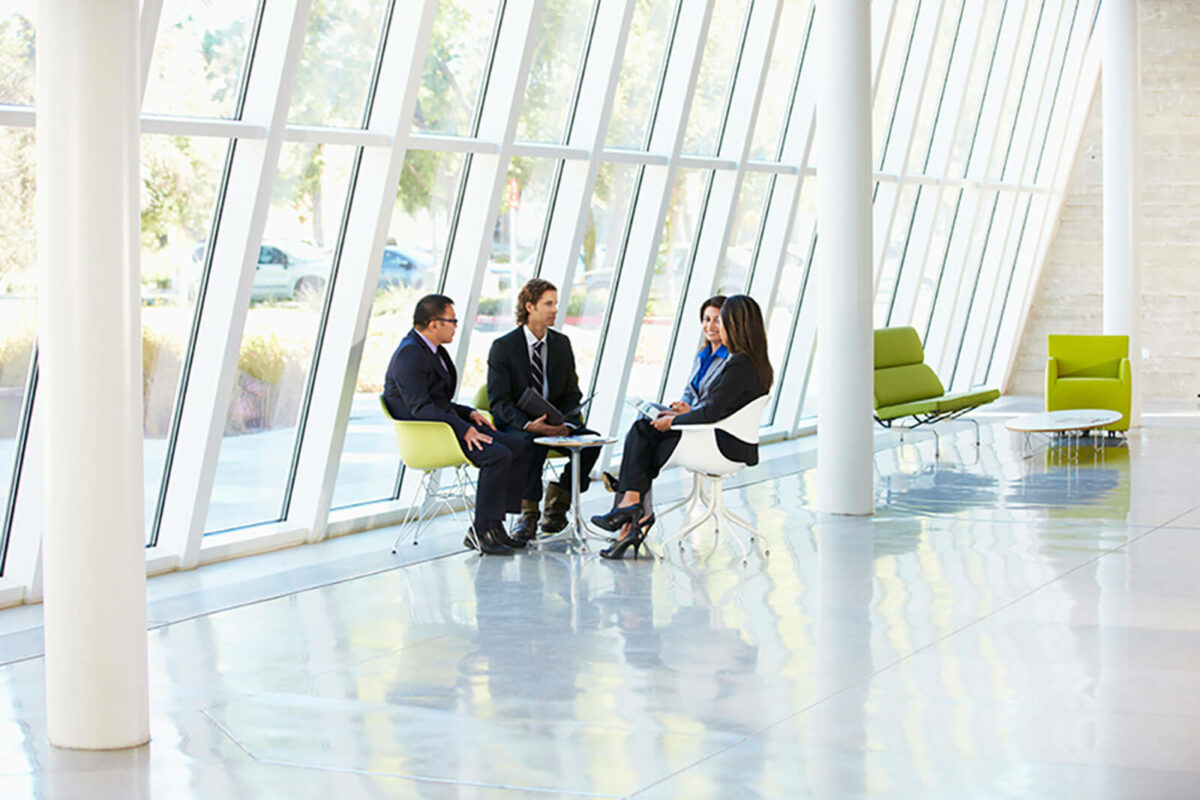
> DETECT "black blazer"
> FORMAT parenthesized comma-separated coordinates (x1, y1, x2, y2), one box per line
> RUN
(487, 327, 584, 432)
(383, 328, 475, 438)
(672, 352, 768, 465)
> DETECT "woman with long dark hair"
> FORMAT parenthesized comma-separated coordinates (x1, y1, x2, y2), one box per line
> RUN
(592, 294, 773, 559)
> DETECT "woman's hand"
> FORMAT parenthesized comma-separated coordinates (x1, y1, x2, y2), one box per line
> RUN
(651, 414, 674, 432)
(669, 401, 690, 414)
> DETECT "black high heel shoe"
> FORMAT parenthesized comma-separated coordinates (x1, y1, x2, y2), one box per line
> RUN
(600, 514, 655, 560)
(591, 503, 643, 532)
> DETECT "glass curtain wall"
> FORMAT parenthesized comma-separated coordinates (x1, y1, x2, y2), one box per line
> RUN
(0, 0, 1103, 580)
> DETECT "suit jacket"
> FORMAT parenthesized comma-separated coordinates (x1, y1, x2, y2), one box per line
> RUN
(680, 346, 728, 408)
(487, 326, 585, 433)
(673, 352, 767, 465)
(383, 328, 475, 438)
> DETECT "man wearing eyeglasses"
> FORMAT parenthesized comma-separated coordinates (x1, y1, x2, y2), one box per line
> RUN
(383, 294, 531, 555)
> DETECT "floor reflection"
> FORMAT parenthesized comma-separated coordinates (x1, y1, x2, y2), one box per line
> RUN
(4, 417, 1200, 797)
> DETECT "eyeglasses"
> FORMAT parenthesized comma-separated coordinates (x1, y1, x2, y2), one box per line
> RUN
(433, 317, 459, 326)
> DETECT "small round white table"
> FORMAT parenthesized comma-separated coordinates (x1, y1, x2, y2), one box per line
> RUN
(531, 434, 618, 549)
(1005, 409, 1122, 462)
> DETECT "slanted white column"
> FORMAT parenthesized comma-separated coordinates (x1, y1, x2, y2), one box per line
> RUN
(1103, 0, 1141, 427)
(37, 0, 149, 749)
(817, 0, 874, 515)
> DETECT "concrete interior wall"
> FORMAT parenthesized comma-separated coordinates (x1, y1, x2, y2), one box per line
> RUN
(1007, 0, 1199, 400)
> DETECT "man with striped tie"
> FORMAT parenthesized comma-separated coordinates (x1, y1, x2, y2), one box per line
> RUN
(487, 278, 601, 541)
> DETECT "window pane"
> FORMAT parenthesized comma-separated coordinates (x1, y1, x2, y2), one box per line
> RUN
(611, 168, 706, 448)
(288, 0, 389, 128)
(714, 171, 770, 294)
(0, 3, 35, 106)
(910, 190, 958, 335)
(0, 127, 35, 531)
(142, 0, 255, 119)
(413, 0, 501, 136)
(682, 0, 749, 156)
(605, 0, 675, 150)
(765, 177, 816, 425)
(748, 0, 812, 162)
(140, 135, 227, 540)
(874, 183, 919, 325)
(205, 144, 357, 533)
(903, 1, 963, 174)
(562, 161, 640, 394)
(459, 157, 559, 402)
(331, 149, 465, 510)
(871, 0, 918, 164)
(947, 2, 1006, 177)
(985, 2, 1043, 181)
(516, 0, 593, 143)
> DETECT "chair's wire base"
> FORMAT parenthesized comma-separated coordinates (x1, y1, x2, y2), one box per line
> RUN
(390, 466, 480, 554)
(657, 473, 763, 565)
(889, 417, 982, 464)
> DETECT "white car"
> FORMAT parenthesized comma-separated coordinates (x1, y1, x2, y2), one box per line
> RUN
(192, 241, 331, 301)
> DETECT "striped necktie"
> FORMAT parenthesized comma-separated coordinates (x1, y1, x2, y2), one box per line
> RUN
(531, 340, 545, 396)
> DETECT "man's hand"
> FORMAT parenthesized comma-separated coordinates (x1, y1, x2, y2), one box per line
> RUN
(526, 414, 571, 437)
(463, 426, 493, 451)
(469, 409, 495, 430)
(651, 413, 675, 432)
(669, 401, 691, 414)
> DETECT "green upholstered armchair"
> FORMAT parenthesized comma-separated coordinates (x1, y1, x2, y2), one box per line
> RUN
(874, 327, 1000, 445)
(1045, 334, 1131, 432)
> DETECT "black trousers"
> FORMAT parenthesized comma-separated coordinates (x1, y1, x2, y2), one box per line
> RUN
(512, 431, 601, 502)
(616, 418, 681, 495)
(460, 426, 531, 530)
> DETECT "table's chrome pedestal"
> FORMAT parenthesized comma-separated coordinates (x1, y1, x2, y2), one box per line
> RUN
(531, 435, 617, 550)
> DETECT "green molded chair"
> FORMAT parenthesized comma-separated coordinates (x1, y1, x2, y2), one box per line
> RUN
(1046, 334, 1131, 432)
(874, 326, 1000, 452)
(379, 396, 481, 554)
(472, 383, 569, 468)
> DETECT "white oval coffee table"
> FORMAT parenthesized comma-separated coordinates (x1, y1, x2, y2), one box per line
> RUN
(1005, 409, 1122, 462)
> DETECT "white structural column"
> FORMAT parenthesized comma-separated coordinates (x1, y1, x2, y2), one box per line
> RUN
(37, 0, 149, 748)
(817, 0, 874, 515)
(1102, 0, 1141, 426)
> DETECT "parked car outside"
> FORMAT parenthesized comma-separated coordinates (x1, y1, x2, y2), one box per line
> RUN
(190, 241, 331, 302)
(377, 246, 433, 290)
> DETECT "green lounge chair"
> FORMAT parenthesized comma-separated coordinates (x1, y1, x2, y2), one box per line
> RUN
(874, 326, 1000, 451)
(1046, 334, 1131, 432)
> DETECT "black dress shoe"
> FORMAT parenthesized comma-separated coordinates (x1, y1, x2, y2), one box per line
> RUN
(512, 512, 540, 542)
(464, 526, 513, 555)
(590, 503, 643, 532)
(601, 471, 619, 493)
(491, 523, 526, 550)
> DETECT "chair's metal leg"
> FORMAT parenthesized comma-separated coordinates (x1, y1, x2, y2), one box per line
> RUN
(711, 484, 750, 564)
(657, 495, 718, 556)
(968, 417, 980, 446)
(658, 473, 703, 520)
(391, 471, 434, 552)
(930, 426, 941, 460)
(453, 466, 486, 555)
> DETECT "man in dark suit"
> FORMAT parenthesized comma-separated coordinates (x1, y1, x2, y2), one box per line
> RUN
(487, 279, 600, 540)
(384, 294, 531, 555)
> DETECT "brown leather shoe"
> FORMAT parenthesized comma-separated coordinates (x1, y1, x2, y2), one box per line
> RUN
(540, 482, 571, 533)
(512, 500, 541, 542)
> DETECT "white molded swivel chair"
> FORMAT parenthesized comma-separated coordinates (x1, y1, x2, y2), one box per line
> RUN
(657, 395, 770, 564)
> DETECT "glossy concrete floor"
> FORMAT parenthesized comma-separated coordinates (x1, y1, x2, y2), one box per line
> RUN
(3, 404, 1200, 798)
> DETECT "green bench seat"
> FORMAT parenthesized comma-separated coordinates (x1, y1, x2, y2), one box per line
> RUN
(874, 327, 999, 444)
